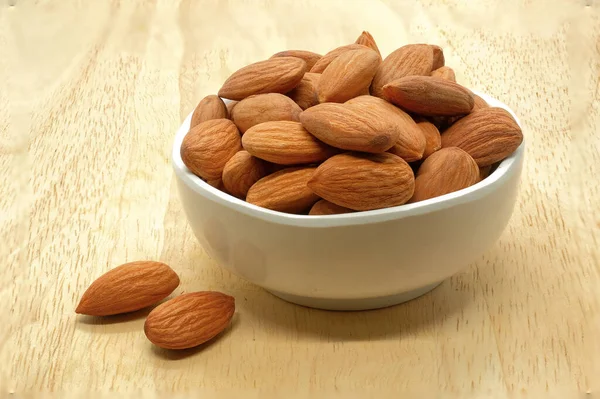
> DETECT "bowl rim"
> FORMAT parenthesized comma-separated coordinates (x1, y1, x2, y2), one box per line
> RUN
(172, 90, 525, 228)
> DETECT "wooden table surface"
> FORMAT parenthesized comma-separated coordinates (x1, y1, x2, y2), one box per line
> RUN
(1, 0, 599, 396)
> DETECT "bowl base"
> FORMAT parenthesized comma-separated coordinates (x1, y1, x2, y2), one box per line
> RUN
(267, 281, 443, 311)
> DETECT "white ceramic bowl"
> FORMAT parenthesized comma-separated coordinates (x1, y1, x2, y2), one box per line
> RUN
(172, 92, 525, 310)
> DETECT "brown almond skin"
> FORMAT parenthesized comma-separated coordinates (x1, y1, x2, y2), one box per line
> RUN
(355, 31, 381, 57)
(410, 147, 480, 203)
(383, 76, 475, 116)
(308, 152, 415, 211)
(444, 93, 490, 128)
(317, 48, 381, 103)
(190, 95, 228, 128)
(271, 50, 322, 71)
(231, 93, 302, 133)
(226, 100, 238, 117)
(299, 102, 401, 153)
(242, 121, 337, 165)
(309, 199, 354, 215)
(75, 261, 180, 316)
(370, 44, 436, 98)
(346, 95, 425, 161)
(431, 45, 445, 70)
(218, 57, 306, 101)
(479, 165, 493, 180)
(473, 94, 489, 111)
(222, 150, 269, 199)
(310, 44, 372, 73)
(246, 167, 319, 213)
(287, 73, 320, 110)
(181, 119, 242, 181)
(144, 292, 235, 350)
(441, 107, 523, 167)
(418, 121, 442, 158)
(431, 66, 456, 82)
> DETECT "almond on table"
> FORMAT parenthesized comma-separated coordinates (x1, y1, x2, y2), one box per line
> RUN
(75, 261, 180, 316)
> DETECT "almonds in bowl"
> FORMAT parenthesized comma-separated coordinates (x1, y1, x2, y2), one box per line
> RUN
(172, 31, 525, 310)
(180, 34, 523, 216)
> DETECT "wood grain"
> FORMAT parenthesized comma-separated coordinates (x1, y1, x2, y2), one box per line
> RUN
(1, 0, 599, 396)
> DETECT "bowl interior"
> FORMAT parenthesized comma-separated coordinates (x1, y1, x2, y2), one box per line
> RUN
(172, 91, 525, 227)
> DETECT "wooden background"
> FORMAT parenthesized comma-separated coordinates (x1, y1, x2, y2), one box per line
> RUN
(1, 0, 599, 396)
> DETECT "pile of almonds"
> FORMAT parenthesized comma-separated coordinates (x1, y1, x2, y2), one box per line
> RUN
(181, 31, 523, 215)
(76, 261, 234, 350)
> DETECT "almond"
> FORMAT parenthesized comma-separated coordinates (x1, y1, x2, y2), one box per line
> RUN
(287, 73, 320, 110)
(317, 48, 381, 103)
(299, 102, 401, 153)
(355, 31, 381, 57)
(431, 45, 445, 70)
(417, 121, 442, 158)
(309, 199, 354, 215)
(190, 95, 228, 127)
(431, 66, 456, 82)
(441, 107, 523, 167)
(473, 94, 489, 111)
(479, 165, 493, 180)
(226, 100, 238, 116)
(218, 57, 306, 101)
(271, 50, 322, 71)
(144, 292, 235, 350)
(242, 121, 337, 165)
(308, 152, 414, 211)
(246, 167, 319, 213)
(222, 150, 269, 198)
(181, 119, 242, 181)
(371, 44, 437, 98)
(310, 43, 371, 73)
(206, 178, 226, 191)
(383, 76, 474, 116)
(75, 261, 179, 316)
(345, 95, 425, 161)
(231, 93, 302, 133)
(410, 147, 480, 202)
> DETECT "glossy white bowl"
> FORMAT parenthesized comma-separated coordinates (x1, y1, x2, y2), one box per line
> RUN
(172, 92, 525, 310)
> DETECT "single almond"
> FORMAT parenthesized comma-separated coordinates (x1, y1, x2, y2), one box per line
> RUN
(144, 292, 235, 350)
(431, 66, 456, 82)
(299, 102, 401, 153)
(473, 94, 489, 111)
(345, 95, 425, 161)
(417, 121, 442, 158)
(218, 57, 306, 101)
(310, 43, 372, 73)
(431, 45, 445, 70)
(190, 95, 228, 128)
(181, 119, 242, 181)
(383, 76, 474, 116)
(206, 178, 225, 191)
(308, 152, 414, 211)
(355, 31, 381, 57)
(222, 150, 269, 198)
(287, 73, 320, 110)
(441, 107, 523, 167)
(410, 147, 480, 202)
(479, 165, 493, 180)
(271, 50, 322, 71)
(317, 48, 381, 103)
(231, 93, 302, 133)
(226, 100, 238, 116)
(75, 261, 180, 316)
(242, 121, 337, 165)
(246, 167, 319, 213)
(370, 44, 437, 98)
(309, 199, 354, 215)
